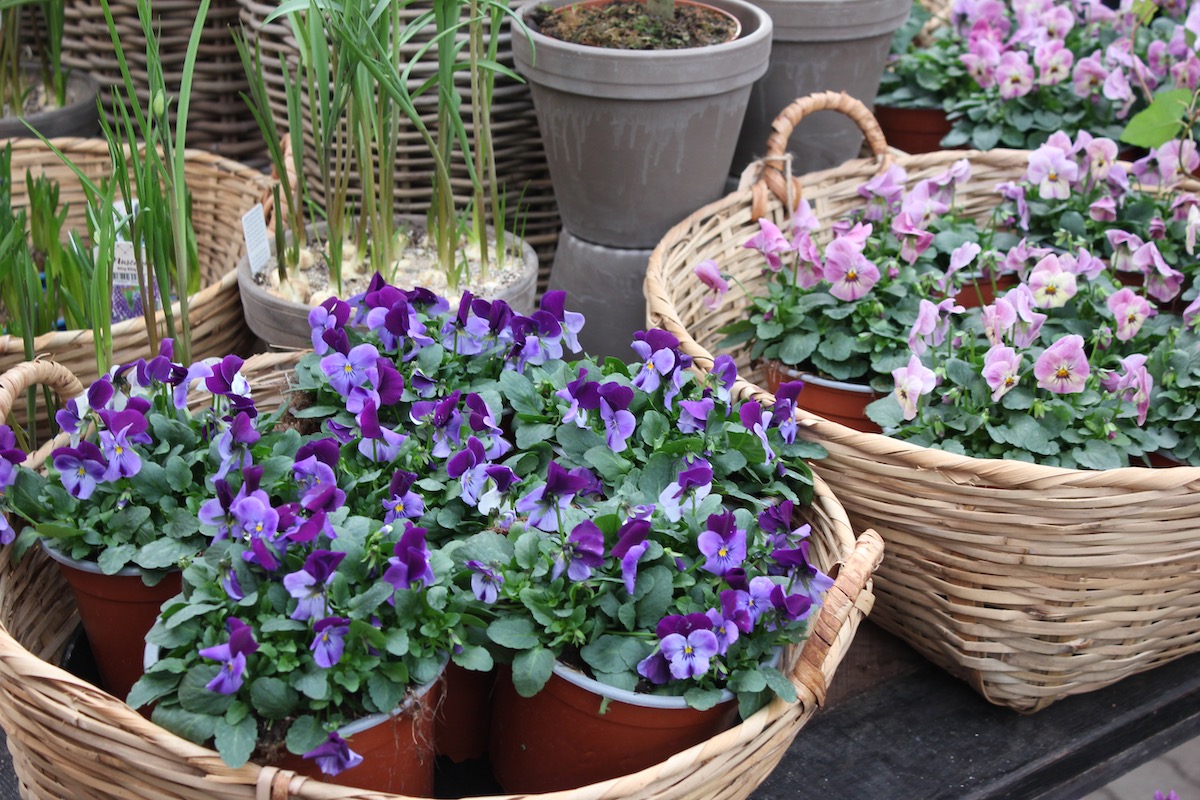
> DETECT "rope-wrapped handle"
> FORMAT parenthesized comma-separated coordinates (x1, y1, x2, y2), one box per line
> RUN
(788, 528, 883, 704)
(751, 91, 894, 219)
(0, 360, 85, 470)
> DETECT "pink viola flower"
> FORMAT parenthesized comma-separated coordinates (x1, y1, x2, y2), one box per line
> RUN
(791, 197, 820, 236)
(982, 345, 1023, 402)
(891, 212, 935, 264)
(1103, 68, 1135, 116)
(1089, 196, 1116, 222)
(996, 180, 1030, 230)
(1006, 284, 1048, 348)
(857, 164, 908, 221)
(1183, 294, 1200, 332)
(982, 296, 1017, 346)
(961, 38, 1002, 88)
(1105, 287, 1155, 342)
(1102, 354, 1153, 426)
(1034, 334, 1090, 394)
(891, 354, 937, 421)
(1026, 145, 1079, 200)
(1131, 240, 1184, 302)
(1042, 5, 1074, 38)
(1105, 230, 1144, 273)
(1063, 247, 1106, 281)
(839, 221, 873, 249)
(694, 259, 729, 311)
(899, 180, 949, 226)
(908, 298, 964, 356)
(1035, 40, 1073, 86)
(1028, 254, 1077, 309)
(997, 51, 1035, 99)
(1153, 140, 1200, 187)
(792, 231, 825, 288)
(1187, 204, 1200, 255)
(1172, 52, 1200, 92)
(1084, 137, 1119, 180)
(823, 237, 880, 301)
(938, 241, 982, 293)
(744, 218, 792, 271)
(1073, 52, 1108, 98)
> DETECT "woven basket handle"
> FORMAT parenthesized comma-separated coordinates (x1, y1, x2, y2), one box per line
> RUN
(0, 360, 85, 468)
(789, 528, 883, 705)
(751, 91, 893, 219)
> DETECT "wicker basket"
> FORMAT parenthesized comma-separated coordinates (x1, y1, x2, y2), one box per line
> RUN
(0, 137, 270, 429)
(0, 354, 882, 800)
(237, 0, 561, 289)
(645, 90, 1200, 714)
(60, 0, 264, 164)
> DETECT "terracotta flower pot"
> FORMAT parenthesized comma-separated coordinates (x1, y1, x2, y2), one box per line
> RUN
(952, 272, 1018, 309)
(873, 104, 953, 155)
(488, 663, 741, 793)
(764, 361, 881, 432)
(40, 542, 181, 700)
(434, 662, 495, 763)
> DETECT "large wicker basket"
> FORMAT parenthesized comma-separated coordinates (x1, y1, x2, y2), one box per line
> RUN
(0, 355, 882, 800)
(645, 90, 1200, 714)
(0, 138, 269, 419)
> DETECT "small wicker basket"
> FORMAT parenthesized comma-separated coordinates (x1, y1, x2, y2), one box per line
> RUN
(0, 137, 270, 429)
(645, 91, 1200, 713)
(0, 354, 883, 800)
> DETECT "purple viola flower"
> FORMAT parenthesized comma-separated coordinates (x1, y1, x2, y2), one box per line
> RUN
(598, 383, 635, 452)
(739, 401, 775, 463)
(757, 501, 809, 550)
(411, 392, 463, 459)
(309, 297, 351, 355)
(658, 457, 713, 522)
(538, 290, 586, 354)
(769, 584, 813, 623)
(466, 560, 504, 603)
(677, 397, 714, 434)
(507, 311, 565, 371)
(213, 411, 260, 482)
(515, 461, 588, 532)
(98, 422, 142, 481)
(356, 401, 407, 463)
(446, 436, 491, 507)
(384, 523, 434, 591)
(320, 343, 380, 397)
(311, 616, 351, 668)
(283, 550, 346, 621)
(743, 217, 793, 271)
(478, 464, 520, 515)
(746, 576, 776, 625)
(698, 511, 747, 577)
(776, 540, 837, 603)
(205, 354, 251, 400)
(0, 428, 24, 491)
(612, 518, 651, 595)
(772, 381, 803, 445)
(51, 441, 108, 500)
(705, 608, 740, 653)
(637, 650, 672, 685)
(661, 628, 719, 680)
(296, 438, 340, 469)
(303, 732, 363, 777)
(556, 369, 601, 428)
(383, 470, 424, 524)
(710, 354, 737, 407)
(464, 394, 509, 459)
(199, 478, 237, 539)
(199, 618, 259, 695)
(630, 329, 691, 409)
(552, 520, 606, 582)
(720, 589, 754, 634)
(231, 495, 279, 542)
(220, 564, 244, 601)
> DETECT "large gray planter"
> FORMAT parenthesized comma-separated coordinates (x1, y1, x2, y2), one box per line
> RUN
(731, 0, 909, 178)
(512, 0, 772, 249)
(0, 68, 99, 139)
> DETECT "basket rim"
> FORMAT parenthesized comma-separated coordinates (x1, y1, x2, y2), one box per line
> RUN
(645, 148, 1200, 490)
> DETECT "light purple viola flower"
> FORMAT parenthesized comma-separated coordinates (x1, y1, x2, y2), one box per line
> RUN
(694, 259, 730, 311)
(771, 381, 802, 445)
(411, 392, 463, 460)
(383, 469, 424, 524)
(447, 436, 491, 506)
(598, 383, 635, 452)
(320, 343, 380, 397)
(311, 616, 351, 669)
(720, 589, 754, 634)
(1073, 51, 1108, 98)
(308, 297, 351, 355)
(892, 354, 937, 421)
(213, 411, 260, 482)
(1184, 294, 1200, 332)
(515, 461, 588, 531)
(661, 629, 719, 680)
(1034, 335, 1090, 394)
(939, 242, 982, 294)
(466, 560, 504, 603)
(857, 163, 908, 220)
(996, 180, 1030, 230)
(982, 345, 1023, 402)
(51, 441, 108, 500)
(739, 401, 776, 462)
(746, 576, 777, 625)
(304, 732, 363, 777)
(556, 368, 601, 428)
(553, 520, 606, 582)
(658, 457, 713, 522)
(284, 550, 346, 621)
(743, 218, 793, 271)
(98, 422, 143, 481)
(888, 211, 932, 267)
(710, 354, 737, 407)
(610, 517, 651, 594)
(698, 511, 747, 577)
(824, 237, 880, 300)
(677, 397, 714, 434)
(637, 651, 672, 685)
(199, 478, 237, 540)
(220, 564, 244, 601)
(630, 329, 690, 409)
(704, 609, 739, 653)
(996, 50, 1035, 99)
(1027, 145, 1079, 200)
(0, 428, 24, 492)
(384, 523, 434, 591)
(1089, 196, 1117, 222)
(1106, 229, 1145, 274)
(356, 401, 407, 463)
(199, 618, 258, 695)
(231, 495, 279, 542)
(538, 290, 586, 354)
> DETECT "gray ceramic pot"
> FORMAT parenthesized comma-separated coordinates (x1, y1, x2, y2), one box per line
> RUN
(512, 0, 772, 249)
(0, 68, 100, 139)
(731, 0, 910, 177)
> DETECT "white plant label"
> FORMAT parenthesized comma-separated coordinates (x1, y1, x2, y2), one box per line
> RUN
(242, 203, 271, 276)
(110, 240, 159, 323)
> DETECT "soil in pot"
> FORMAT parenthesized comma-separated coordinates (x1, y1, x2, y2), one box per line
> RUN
(765, 361, 882, 433)
(534, 0, 738, 48)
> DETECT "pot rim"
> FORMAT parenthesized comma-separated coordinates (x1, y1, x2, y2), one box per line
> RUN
(545, 0, 743, 43)
(776, 368, 876, 394)
(39, 538, 144, 578)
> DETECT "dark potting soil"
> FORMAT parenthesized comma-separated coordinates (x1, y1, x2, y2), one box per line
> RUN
(532, 0, 737, 49)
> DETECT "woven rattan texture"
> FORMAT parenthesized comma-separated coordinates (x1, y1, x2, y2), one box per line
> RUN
(60, 0, 264, 163)
(0, 139, 268, 413)
(237, 0, 560, 290)
(0, 354, 881, 800)
(645, 90, 1200, 714)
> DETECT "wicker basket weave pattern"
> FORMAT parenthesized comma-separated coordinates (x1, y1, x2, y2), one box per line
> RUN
(645, 91, 1200, 713)
(0, 354, 882, 799)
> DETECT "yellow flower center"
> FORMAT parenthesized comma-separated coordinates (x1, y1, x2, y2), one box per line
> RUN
(76, 467, 86, 476)
(1056, 366, 1071, 379)
(343, 364, 353, 374)
(684, 645, 694, 655)
(114, 445, 124, 455)
(718, 546, 728, 557)
(1048, 171, 1058, 182)
(846, 269, 858, 281)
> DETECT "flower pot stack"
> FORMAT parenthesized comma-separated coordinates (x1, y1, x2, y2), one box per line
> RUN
(512, 0, 772, 359)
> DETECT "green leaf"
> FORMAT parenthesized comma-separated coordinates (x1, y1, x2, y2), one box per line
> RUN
(452, 645, 494, 673)
(367, 672, 408, 715)
(136, 537, 197, 570)
(1121, 88, 1191, 148)
(178, 665, 234, 715)
(97, 544, 137, 574)
(487, 617, 539, 650)
(944, 358, 979, 390)
(580, 635, 647, 674)
(213, 715, 257, 768)
(294, 668, 330, 701)
(635, 566, 674, 628)
(511, 647, 556, 697)
(584, 445, 632, 482)
(384, 627, 410, 657)
(108, 505, 152, 538)
(638, 410, 669, 448)
(1073, 439, 1125, 471)
(778, 331, 819, 365)
(165, 457, 193, 493)
(683, 687, 726, 711)
(729, 668, 767, 694)
(865, 395, 904, 429)
(128, 671, 181, 710)
(816, 332, 856, 363)
(761, 666, 798, 703)
(516, 422, 556, 451)
(500, 370, 541, 415)
(987, 415, 1060, 456)
(152, 704, 218, 746)
(285, 714, 326, 756)
(971, 124, 1002, 151)
(250, 676, 299, 720)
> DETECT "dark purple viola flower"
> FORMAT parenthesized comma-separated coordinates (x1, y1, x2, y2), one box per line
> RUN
(662, 629, 719, 679)
(474, 296, 513, 338)
(322, 327, 351, 357)
(515, 461, 588, 532)
(287, 510, 329, 544)
(384, 523, 434, 591)
(231, 495, 279, 542)
(296, 438, 341, 469)
(553, 520, 605, 582)
(447, 436, 490, 507)
(466, 560, 503, 603)
(724, 568, 748, 591)
(705, 608, 740, 653)
(52, 442, 108, 500)
(773, 540, 835, 602)
(637, 650, 672, 685)
(620, 540, 649, 595)
(245, 533, 283, 571)
(656, 612, 713, 640)
(98, 407, 150, 444)
(677, 398, 714, 434)
(739, 401, 775, 463)
(710, 354, 737, 406)
(772, 381, 803, 444)
(309, 297, 351, 355)
(658, 457, 713, 522)
(569, 466, 604, 500)
(214, 412, 260, 482)
(205, 355, 248, 397)
(199, 618, 258, 694)
(758, 500, 795, 550)
(293, 454, 344, 508)
(478, 464, 519, 515)
(303, 732, 363, 776)
(720, 589, 754, 634)
(383, 470, 424, 524)
(597, 383, 635, 452)
(769, 584, 813, 623)
(311, 616, 351, 668)
(698, 511, 747, 577)
(411, 391, 463, 460)
(375, 358, 405, 406)
(356, 401, 406, 463)
(320, 343, 380, 397)
(0, 427, 25, 490)
(538, 289, 585, 353)
(555, 368, 602, 428)
(199, 478, 237, 539)
(611, 518, 650, 561)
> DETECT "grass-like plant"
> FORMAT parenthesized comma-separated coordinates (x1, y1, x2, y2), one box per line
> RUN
(0, 0, 68, 119)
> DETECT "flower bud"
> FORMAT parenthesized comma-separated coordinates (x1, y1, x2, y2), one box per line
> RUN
(151, 90, 166, 119)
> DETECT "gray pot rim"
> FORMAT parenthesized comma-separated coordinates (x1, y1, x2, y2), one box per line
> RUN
(39, 537, 143, 578)
(751, 0, 912, 41)
(5, 66, 99, 130)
